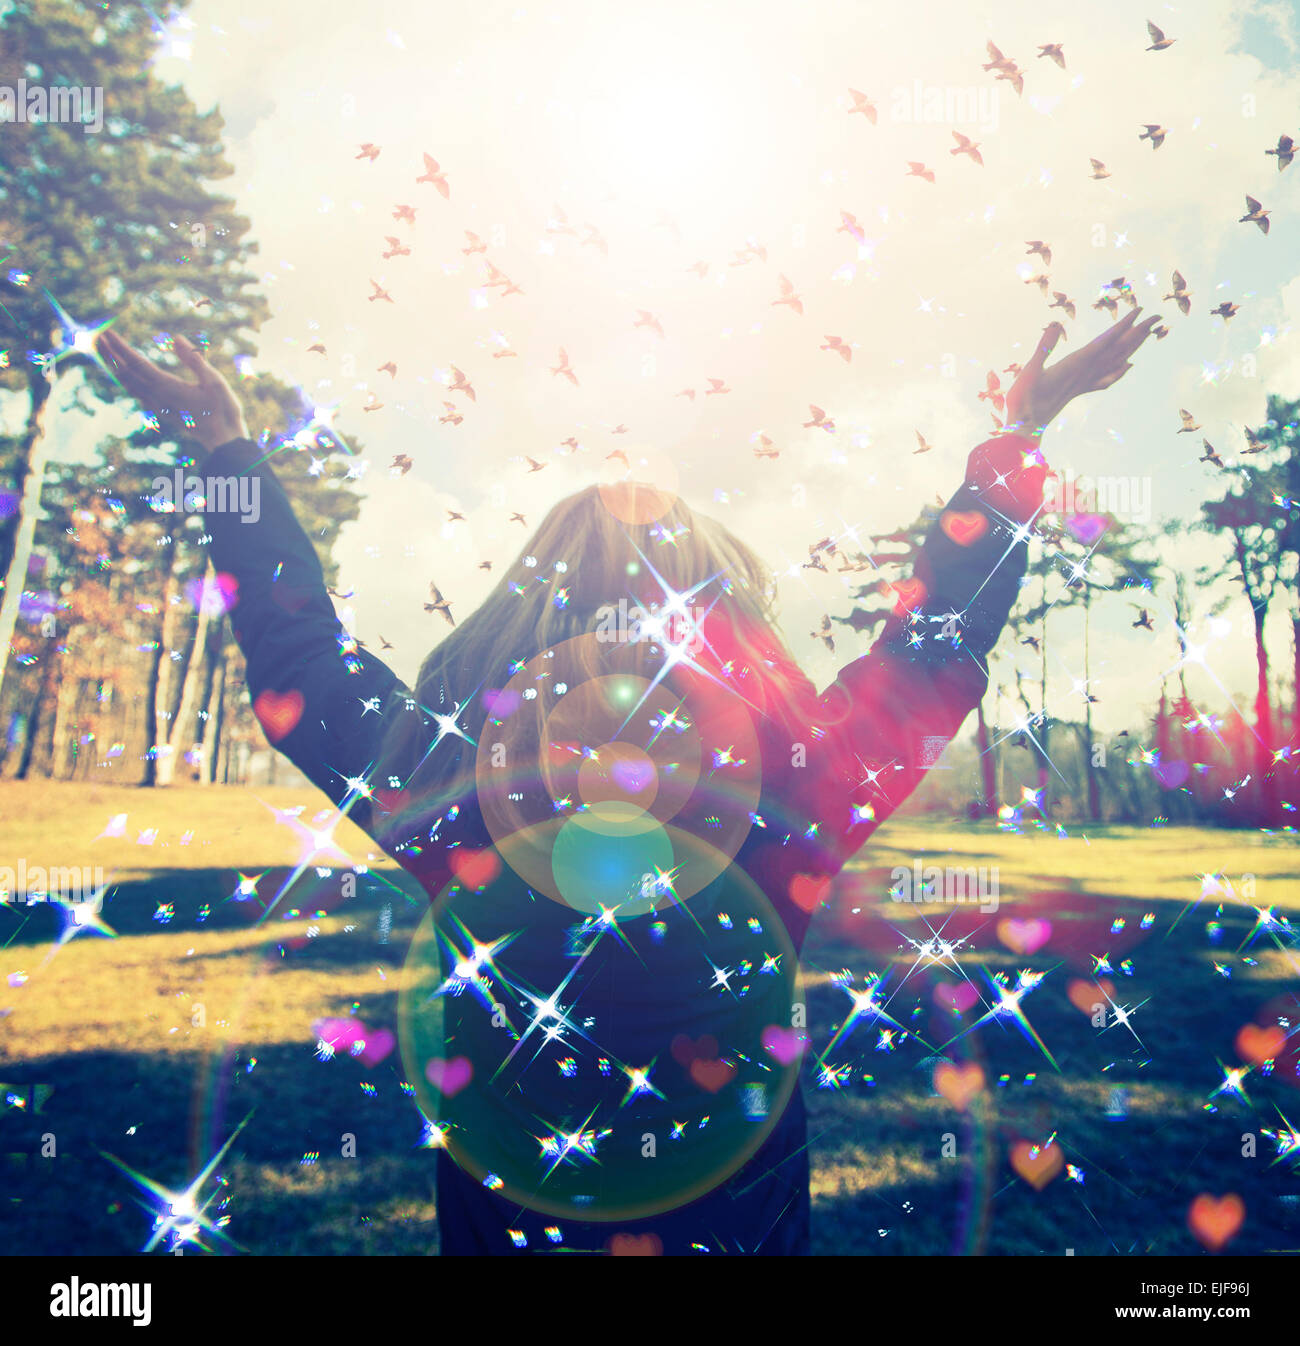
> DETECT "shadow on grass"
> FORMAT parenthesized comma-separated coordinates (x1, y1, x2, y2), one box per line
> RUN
(5, 868, 1298, 1255)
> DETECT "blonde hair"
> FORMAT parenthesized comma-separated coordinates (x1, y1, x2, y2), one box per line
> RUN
(377, 484, 815, 808)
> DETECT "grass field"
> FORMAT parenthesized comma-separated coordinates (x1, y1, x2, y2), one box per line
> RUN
(2, 780, 1298, 1255)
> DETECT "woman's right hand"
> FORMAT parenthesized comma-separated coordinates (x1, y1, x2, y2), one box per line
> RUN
(97, 330, 249, 457)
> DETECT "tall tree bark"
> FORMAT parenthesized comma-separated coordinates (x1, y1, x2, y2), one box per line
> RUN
(974, 699, 997, 817)
(157, 569, 214, 786)
(0, 369, 54, 708)
(140, 523, 181, 787)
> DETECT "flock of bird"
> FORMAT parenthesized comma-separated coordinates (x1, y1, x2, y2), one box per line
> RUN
(321, 21, 1292, 649)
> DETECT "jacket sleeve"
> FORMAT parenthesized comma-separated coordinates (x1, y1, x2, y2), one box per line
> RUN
(200, 437, 410, 841)
(811, 432, 1049, 853)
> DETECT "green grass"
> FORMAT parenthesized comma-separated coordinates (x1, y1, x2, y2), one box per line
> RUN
(2, 782, 1298, 1255)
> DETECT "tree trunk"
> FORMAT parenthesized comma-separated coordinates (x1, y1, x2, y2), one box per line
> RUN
(14, 652, 58, 780)
(1251, 608, 1275, 819)
(140, 524, 180, 787)
(202, 645, 227, 784)
(157, 570, 213, 785)
(974, 699, 997, 816)
(1083, 588, 1101, 822)
(0, 370, 54, 708)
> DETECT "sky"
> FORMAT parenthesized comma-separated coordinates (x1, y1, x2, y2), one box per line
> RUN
(23, 0, 1300, 735)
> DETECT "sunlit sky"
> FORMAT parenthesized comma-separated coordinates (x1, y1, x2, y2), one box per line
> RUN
(23, 0, 1300, 733)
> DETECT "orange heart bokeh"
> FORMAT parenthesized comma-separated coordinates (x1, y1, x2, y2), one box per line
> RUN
(253, 688, 305, 742)
(789, 873, 832, 913)
(934, 1062, 985, 1110)
(1066, 978, 1115, 1017)
(1010, 1139, 1064, 1190)
(608, 1232, 663, 1256)
(1188, 1193, 1244, 1251)
(940, 510, 989, 546)
(1235, 1023, 1284, 1066)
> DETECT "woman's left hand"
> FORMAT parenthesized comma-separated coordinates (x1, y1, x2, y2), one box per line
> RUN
(1005, 308, 1163, 437)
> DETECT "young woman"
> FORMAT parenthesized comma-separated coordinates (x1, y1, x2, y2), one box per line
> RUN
(97, 311, 1157, 1254)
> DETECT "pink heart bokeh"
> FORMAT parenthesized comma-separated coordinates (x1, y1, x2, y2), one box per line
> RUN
(426, 1056, 473, 1098)
(761, 1025, 808, 1065)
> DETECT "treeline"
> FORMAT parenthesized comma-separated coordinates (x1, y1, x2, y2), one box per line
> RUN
(849, 403, 1300, 828)
(0, 0, 364, 785)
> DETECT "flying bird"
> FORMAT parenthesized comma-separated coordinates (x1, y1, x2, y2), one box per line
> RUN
(368, 280, 393, 304)
(634, 310, 665, 337)
(1139, 123, 1167, 149)
(362, 394, 383, 413)
(416, 154, 450, 197)
(390, 454, 412, 474)
(1089, 158, 1111, 179)
(1211, 301, 1239, 321)
(821, 335, 853, 363)
(811, 615, 835, 653)
(688, 260, 710, 278)
(753, 434, 780, 458)
(1177, 409, 1200, 433)
(307, 342, 326, 355)
(510, 512, 527, 526)
(392, 204, 417, 225)
(978, 370, 1005, 412)
(951, 131, 983, 165)
(382, 236, 410, 259)
(838, 210, 866, 243)
(906, 161, 936, 182)
(1145, 19, 1176, 51)
(582, 223, 608, 255)
(705, 378, 731, 396)
(551, 348, 579, 386)
(1037, 43, 1066, 68)
(848, 89, 878, 122)
(462, 231, 487, 255)
(772, 274, 804, 314)
(378, 361, 397, 378)
(447, 366, 476, 400)
(1239, 195, 1271, 233)
(356, 143, 381, 161)
(1026, 240, 1052, 266)
(1199, 438, 1224, 467)
(439, 402, 463, 426)
(1164, 270, 1191, 315)
(982, 40, 1016, 72)
(425, 583, 454, 626)
(914, 431, 934, 454)
(1265, 134, 1295, 170)
(446, 509, 465, 522)
(1132, 609, 1154, 631)
(1024, 272, 1051, 294)
(524, 456, 547, 473)
(803, 405, 835, 431)
(1049, 291, 1076, 319)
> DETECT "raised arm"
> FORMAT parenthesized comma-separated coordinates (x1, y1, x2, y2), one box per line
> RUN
(97, 331, 407, 841)
(812, 312, 1161, 855)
